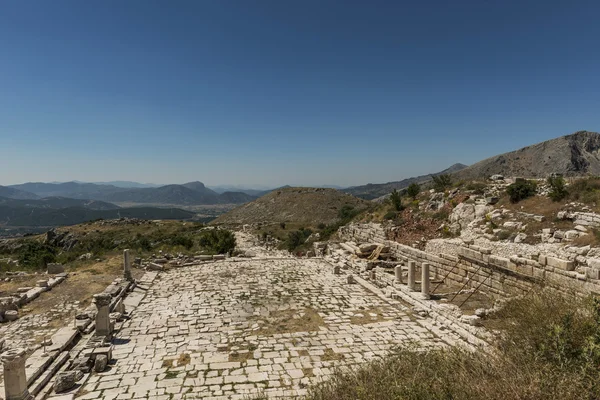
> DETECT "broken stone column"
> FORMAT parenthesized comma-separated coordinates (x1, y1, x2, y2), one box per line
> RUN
(421, 262, 430, 299)
(1, 348, 30, 400)
(369, 269, 376, 281)
(333, 265, 341, 275)
(93, 293, 112, 337)
(407, 261, 416, 291)
(123, 249, 133, 282)
(394, 265, 402, 284)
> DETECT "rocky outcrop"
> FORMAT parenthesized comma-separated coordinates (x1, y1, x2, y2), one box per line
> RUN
(454, 131, 600, 180)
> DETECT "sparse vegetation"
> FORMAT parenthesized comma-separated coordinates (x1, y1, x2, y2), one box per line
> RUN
(506, 178, 537, 203)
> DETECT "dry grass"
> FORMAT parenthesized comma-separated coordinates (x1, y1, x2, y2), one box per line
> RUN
(178, 353, 191, 366)
(254, 307, 326, 335)
(321, 348, 344, 362)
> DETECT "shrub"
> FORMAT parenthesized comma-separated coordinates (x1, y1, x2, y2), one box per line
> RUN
(317, 223, 326, 230)
(383, 211, 397, 220)
(170, 235, 194, 250)
(198, 229, 236, 254)
(284, 228, 313, 251)
(406, 183, 420, 200)
(506, 178, 537, 203)
(548, 175, 568, 202)
(17, 242, 56, 269)
(389, 190, 404, 211)
(432, 174, 452, 192)
(280, 222, 286, 230)
(338, 205, 360, 221)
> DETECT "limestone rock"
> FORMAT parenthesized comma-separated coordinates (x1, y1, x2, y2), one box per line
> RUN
(94, 354, 108, 372)
(54, 371, 77, 393)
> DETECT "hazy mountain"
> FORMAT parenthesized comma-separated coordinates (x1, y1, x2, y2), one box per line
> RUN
(87, 181, 162, 188)
(0, 186, 40, 200)
(9, 182, 126, 199)
(454, 131, 600, 180)
(103, 184, 220, 205)
(0, 196, 119, 210)
(218, 191, 257, 204)
(7, 181, 253, 205)
(343, 164, 468, 200)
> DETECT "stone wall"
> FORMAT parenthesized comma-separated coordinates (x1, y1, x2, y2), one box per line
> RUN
(338, 223, 600, 297)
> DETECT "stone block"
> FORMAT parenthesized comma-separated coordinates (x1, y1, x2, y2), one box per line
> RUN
(546, 256, 575, 271)
(47, 263, 65, 274)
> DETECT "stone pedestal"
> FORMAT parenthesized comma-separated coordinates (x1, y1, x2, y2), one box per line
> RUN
(1, 348, 31, 400)
(93, 293, 112, 337)
(407, 261, 416, 291)
(421, 262, 430, 299)
(123, 249, 133, 282)
(333, 265, 341, 275)
(394, 265, 402, 284)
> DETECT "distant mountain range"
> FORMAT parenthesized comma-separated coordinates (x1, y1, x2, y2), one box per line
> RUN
(342, 163, 469, 200)
(5, 181, 258, 206)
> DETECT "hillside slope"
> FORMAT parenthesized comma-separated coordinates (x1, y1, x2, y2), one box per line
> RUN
(0, 186, 40, 200)
(343, 163, 468, 200)
(212, 187, 370, 225)
(454, 131, 600, 180)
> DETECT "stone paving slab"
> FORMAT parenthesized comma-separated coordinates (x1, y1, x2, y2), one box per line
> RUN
(76, 258, 459, 399)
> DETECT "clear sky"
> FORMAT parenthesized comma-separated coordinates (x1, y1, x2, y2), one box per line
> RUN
(1, 0, 599, 188)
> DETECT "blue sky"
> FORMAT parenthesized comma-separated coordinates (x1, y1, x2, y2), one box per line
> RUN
(1, 0, 599, 187)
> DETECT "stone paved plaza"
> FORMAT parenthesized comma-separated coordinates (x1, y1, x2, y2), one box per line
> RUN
(76, 257, 455, 400)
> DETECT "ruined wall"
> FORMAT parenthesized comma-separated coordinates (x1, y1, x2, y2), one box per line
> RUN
(338, 223, 600, 297)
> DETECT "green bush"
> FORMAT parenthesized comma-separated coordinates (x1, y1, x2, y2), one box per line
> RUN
(506, 178, 537, 203)
(432, 174, 452, 192)
(338, 205, 360, 222)
(170, 235, 194, 250)
(284, 228, 313, 251)
(548, 175, 568, 202)
(389, 190, 404, 211)
(198, 229, 236, 254)
(17, 242, 56, 269)
(406, 183, 420, 200)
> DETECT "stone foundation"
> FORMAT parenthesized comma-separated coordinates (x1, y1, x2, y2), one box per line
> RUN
(338, 223, 600, 297)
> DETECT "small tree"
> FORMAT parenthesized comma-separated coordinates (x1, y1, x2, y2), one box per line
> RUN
(548, 175, 568, 202)
(432, 174, 452, 192)
(506, 178, 537, 203)
(390, 189, 403, 211)
(407, 183, 420, 200)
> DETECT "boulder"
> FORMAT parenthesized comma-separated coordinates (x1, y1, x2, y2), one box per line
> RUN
(54, 371, 77, 393)
(94, 354, 108, 372)
(358, 244, 378, 253)
(47, 263, 65, 274)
